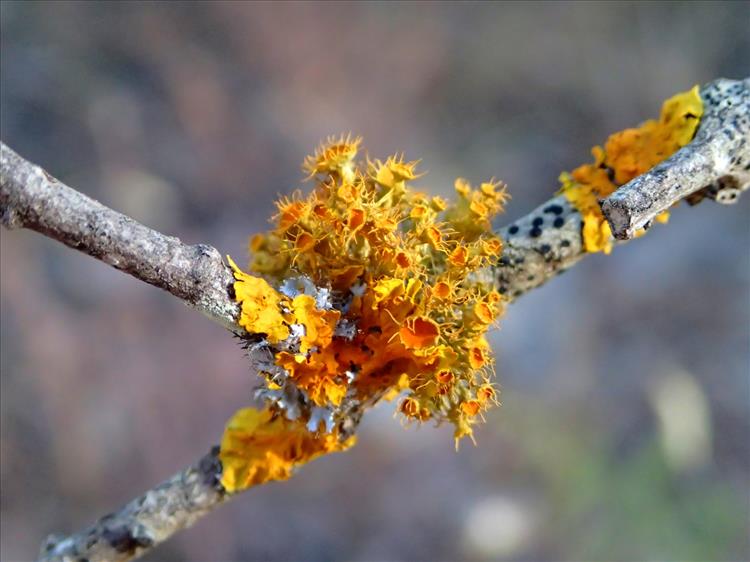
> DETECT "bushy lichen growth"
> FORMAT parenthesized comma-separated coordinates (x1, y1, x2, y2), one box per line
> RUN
(240, 136, 506, 434)
(220, 137, 509, 491)
(559, 85, 703, 253)
(219, 86, 708, 494)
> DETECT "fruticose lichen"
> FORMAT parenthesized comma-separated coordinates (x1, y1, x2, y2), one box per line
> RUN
(559, 85, 704, 253)
(220, 136, 509, 491)
(218, 86, 708, 493)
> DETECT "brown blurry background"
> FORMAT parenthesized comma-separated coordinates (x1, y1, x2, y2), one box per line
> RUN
(1, 2, 749, 561)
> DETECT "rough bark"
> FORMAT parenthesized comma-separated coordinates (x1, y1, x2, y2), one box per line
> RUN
(601, 78, 750, 240)
(0, 143, 242, 332)
(39, 448, 225, 562)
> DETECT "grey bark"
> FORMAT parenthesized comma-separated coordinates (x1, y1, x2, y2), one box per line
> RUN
(39, 448, 225, 562)
(493, 195, 584, 300)
(601, 78, 750, 240)
(0, 143, 242, 332)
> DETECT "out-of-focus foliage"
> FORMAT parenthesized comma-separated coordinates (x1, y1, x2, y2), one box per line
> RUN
(1, 2, 748, 561)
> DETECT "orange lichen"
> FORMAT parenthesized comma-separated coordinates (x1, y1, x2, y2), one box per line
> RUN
(220, 406, 356, 493)
(468, 346, 487, 370)
(473, 302, 495, 325)
(303, 134, 362, 181)
(436, 370, 454, 385)
(399, 317, 440, 349)
(433, 281, 452, 300)
(400, 397, 421, 418)
(230, 136, 508, 445)
(559, 85, 703, 254)
(461, 400, 481, 417)
(477, 384, 497, 405)
(290, 295, 340, 354)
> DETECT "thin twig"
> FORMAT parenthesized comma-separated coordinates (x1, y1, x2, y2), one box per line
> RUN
(39, 448, 225, 562)
(493, 195, 584, 300)
(0, 142, 242, 332)
(601, 78, 749, 240)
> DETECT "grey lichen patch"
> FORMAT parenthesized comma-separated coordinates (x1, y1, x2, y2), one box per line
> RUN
(101, 526, 154, 554)
(493, 195, 584, 300)
(602, 78, 750, 239)
(236, 280, 365, 442)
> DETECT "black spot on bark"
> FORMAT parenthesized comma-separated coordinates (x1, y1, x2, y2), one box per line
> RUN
(200, 447, 224, 489)
(103, 526, 153, 554)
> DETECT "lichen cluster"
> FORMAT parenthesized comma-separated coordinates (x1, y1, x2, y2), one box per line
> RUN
(219, 85, 706, 493)
(559, 85, 704, 253)
(220, 137, 509, 491)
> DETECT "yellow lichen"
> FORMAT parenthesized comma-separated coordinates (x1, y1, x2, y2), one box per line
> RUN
(218, 88, 705, 489)
(220, 406, 356, 493)
(231, 136, 509, 445)
(303, 134, 362, 182)
(399, 316, 441, 349)
(559, 85, 703, 254)
(290, 295, 340, 354)
(228, 256, 290, 342)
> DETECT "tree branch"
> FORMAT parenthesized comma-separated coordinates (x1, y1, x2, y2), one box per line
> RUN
(0, 143, 242, 332)
(39, 448, 226, 562)
(493, 195, 584, 300)
(0, 77, 744, 562)
(601, 78, 749, 239)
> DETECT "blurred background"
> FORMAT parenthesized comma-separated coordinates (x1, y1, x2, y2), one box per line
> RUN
(1, 2, 749, 561)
